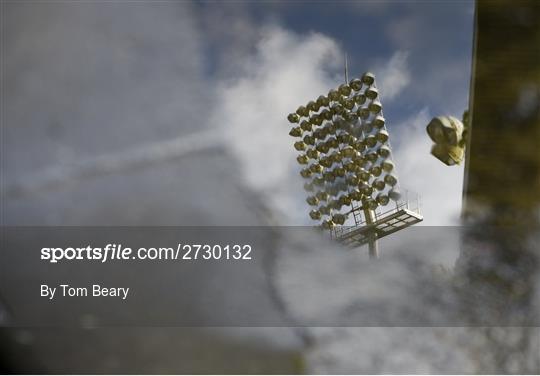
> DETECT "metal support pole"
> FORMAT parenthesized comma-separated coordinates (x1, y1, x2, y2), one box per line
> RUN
(344, 52, 349, 83)
(363, 207, 379, 259)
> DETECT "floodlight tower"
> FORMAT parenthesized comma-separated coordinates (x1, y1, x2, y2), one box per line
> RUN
(287, 71, 423, 258)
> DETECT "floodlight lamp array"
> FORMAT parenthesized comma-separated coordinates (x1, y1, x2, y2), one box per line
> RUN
(287, 72, 402, 229)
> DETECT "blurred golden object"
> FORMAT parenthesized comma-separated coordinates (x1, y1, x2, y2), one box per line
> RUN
(426, 115, 466, 166)
(430, 143, 465, 166)
(427, 115, 463, 145)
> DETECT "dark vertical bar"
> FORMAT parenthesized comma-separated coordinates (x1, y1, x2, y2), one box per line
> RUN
(463, 0, 540, 224)
(457, 1, 539, 371)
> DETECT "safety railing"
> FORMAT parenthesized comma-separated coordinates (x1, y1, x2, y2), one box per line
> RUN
(332, 189, 421, 239)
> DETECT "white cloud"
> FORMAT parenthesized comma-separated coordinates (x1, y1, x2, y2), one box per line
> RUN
(210, 26, 342, 224)
(377, 50, 411, 101)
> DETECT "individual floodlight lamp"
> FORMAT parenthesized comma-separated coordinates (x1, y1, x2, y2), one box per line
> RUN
(376, 129, 389, 143)
(361, 72, 375, 85)
(368, 100, 383, 114)
(378, 145, 391, 158)
(286, 70, 422, 258)
(349, 78, 363, 91)
(365, 87, 379, 100)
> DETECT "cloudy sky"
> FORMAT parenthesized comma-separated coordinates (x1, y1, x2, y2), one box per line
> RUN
(3, 1, 475, 226)
(200, 1, 475, 225)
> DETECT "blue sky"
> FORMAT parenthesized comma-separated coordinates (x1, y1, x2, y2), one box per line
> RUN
(197, 1, 474, 114)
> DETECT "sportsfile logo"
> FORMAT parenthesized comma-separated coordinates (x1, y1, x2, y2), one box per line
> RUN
(40, 244, 253, 263)
(40, 244, 134, 263)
